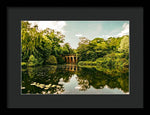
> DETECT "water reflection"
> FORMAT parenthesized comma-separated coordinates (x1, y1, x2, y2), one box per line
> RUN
(21, 64, 129, 94)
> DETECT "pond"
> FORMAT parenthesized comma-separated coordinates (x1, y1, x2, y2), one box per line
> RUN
(21, 64, 129, 95)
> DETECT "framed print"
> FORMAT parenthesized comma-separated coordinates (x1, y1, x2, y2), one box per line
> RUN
(21, 20, 130, 95)
(2, 1, 144, 110)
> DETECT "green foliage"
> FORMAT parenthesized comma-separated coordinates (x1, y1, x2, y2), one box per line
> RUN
(46, 55, 57, 65)
(28, 55, 38, 66)
(107, 36, 123, 51)
(118, 35, 129, 53)
(57, 56, 65, 64)
(21, 62, 27, 67)
(77, 36, 129, 75)
(89, 38, 104, 46)
(36, 35, 52, 63)
(78, 61, 97, 66)
(95, 52, 129, 74)
(61, 43, 76, 56)
(21, 21, 68, 65)
(77, 44, 89, 61)
(76, 36, 128, 62)
(86, 51, 97, 61)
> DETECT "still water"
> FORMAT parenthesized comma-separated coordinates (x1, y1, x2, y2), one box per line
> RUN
(21, 64, 129, 94)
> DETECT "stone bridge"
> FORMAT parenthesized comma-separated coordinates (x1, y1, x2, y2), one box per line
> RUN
(63, 55, 78, 63)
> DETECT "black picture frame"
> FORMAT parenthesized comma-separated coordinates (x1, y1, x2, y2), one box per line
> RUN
(1, 0, 144, 111)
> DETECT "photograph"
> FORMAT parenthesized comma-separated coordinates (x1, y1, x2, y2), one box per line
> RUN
(21, 21, 130, 95)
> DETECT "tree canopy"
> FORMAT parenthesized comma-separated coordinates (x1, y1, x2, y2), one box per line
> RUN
(21, 21, 74, 66)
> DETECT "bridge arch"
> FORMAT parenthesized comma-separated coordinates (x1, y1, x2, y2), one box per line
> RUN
(64, 55, 78, 63)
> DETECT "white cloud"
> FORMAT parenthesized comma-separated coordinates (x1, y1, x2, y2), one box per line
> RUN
(75, 34, 83, 37)
(117, 23, 129, 37)
(28, 21, 66, 34)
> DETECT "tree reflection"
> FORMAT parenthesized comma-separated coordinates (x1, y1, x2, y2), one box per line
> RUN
(22, 64, 129, 94)
(22, 65, 74, 94)
(76, 67, 129, 93)
(76, 78, 90, 91)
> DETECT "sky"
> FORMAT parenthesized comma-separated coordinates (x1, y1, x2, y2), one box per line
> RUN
(28, 21, 129, 49)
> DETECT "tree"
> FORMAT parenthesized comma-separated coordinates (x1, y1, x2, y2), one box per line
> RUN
(89, 38, 104, 46)
(46, 55, 57, 65)
(21, 21, 66, 65)
(94, 41, 108, 57)
(107, 37, 122, 51)
(77, 37, 90, 61)
(77, 37, 108, 61)
(118, 35, 129, 53)
(28, 55, 38, 66)
(62, 43, 75, 55)
(86, 50, 97, 61)
(78, 37, 90, 46)
(36, 35, 52, 63)
(44, 28, 65, 56)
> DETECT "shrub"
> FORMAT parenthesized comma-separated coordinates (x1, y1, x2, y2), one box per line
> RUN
(21, 62, 27, 67)
(57, 56, 65, 64)
(46, 55, 57, 65)
(78, 61, 97, 66)
(37, 57, 44, 65)
(78, 61, 84, 66)
(28, 55, 38, 66)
